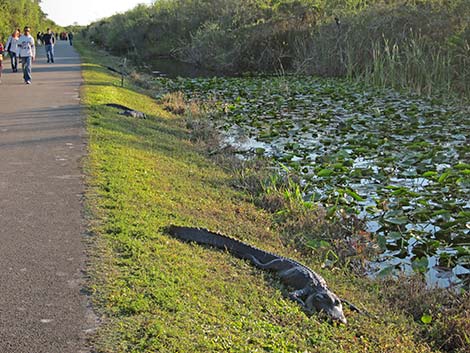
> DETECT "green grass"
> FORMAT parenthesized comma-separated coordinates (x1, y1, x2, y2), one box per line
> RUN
(77, 41, 437, 353)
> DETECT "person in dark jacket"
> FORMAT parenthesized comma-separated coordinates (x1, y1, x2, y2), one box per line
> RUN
(36, 32, 43, 46)
(68, 32, 74, 46)
(43, 28, 55, 63)
(0, 39, 4, 83)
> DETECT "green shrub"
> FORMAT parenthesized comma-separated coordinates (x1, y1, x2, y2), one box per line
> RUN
(0, 0, 56, 41)
(83, 0, 470, 98)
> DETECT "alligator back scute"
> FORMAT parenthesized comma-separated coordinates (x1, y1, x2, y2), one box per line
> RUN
(167, 226, 278, 263)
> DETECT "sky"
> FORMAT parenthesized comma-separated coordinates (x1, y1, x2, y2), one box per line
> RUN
(40, 0, 154, 26)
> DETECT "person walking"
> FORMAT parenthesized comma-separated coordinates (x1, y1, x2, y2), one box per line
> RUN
(5, 29, 20, 72)
(18, 27, 36, 85)
(68, 32, 74, 46)
(43, 28, 55, 63)
(0, 39, 4, 84)
(36, 32, 43, 46)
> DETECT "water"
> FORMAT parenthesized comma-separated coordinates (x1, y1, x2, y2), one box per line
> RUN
(146, 58, 216, 78)
(155, 73, 470, 289)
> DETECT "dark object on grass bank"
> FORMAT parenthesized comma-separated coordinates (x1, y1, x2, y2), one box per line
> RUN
(106, 66, 124, 75)
(105, 103, 146, 119)
(106, 66, 126, 87)
(167, 225, 348, 324)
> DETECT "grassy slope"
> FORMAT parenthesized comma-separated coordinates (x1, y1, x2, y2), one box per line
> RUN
(78, 42, 436, 353)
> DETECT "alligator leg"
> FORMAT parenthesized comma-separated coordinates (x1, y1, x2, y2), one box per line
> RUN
(288, 288, 310, 309)
(248, 255, 286, 270)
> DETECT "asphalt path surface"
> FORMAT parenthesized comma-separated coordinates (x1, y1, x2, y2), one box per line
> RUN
(0, 41, 95, 352)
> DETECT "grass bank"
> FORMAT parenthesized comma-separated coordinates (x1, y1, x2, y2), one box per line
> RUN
(78, 41, 441, 352)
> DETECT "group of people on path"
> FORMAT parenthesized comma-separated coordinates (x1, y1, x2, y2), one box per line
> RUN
(38, 31, 73, 46)
(0, 27, 72, 85)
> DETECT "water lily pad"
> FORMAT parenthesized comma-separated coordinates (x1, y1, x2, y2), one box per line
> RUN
(317, 169, 334, 177)
(344, 188, 365, 202)
(421, 314, 432, 324)
(159, 74, 470, 287)
(412, 257, 429, 273)
(384, 217, 409, 225)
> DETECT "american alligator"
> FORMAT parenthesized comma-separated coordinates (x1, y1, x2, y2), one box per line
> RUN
(105, 103, 147, 119)
(167, 225, 347, 324)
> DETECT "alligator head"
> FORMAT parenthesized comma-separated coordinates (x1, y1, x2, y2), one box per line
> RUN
(306, 289, 347, 324)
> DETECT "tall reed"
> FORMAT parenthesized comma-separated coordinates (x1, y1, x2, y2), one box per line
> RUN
(355, 32, 455, 97)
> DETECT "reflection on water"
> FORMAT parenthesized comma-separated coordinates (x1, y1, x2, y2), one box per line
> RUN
(146, 58, 216, 78)
(371, 251, 470, 290)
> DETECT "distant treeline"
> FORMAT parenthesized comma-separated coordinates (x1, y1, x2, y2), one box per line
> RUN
(84, 0, 470, 97)
(0, 0, 56, 39)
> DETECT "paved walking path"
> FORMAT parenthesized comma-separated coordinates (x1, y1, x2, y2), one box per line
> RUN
(0, 41, 95, 352)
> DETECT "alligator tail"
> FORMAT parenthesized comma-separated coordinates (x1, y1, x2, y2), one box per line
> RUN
(167, 225, 278, 264)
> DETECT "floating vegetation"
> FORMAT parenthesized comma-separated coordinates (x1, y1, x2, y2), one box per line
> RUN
(156, 76, 470, 288)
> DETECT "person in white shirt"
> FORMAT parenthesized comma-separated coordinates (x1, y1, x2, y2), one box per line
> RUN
(17, 26, 36, 84)
(5, 29, 20, 72)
